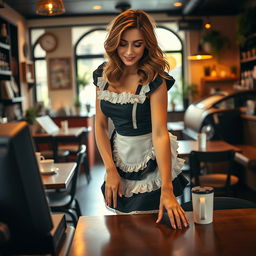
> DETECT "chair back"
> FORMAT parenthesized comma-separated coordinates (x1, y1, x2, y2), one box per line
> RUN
(189, 150, 235, 186)
(68, 144, 86, 204)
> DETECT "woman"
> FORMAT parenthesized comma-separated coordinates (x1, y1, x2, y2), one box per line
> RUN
(94, 9, 189, 229)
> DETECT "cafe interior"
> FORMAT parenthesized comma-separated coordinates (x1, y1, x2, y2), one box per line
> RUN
(1, 0, 256, 255)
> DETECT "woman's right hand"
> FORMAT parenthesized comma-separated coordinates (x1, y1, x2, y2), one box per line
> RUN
(105, 167, 122, 208)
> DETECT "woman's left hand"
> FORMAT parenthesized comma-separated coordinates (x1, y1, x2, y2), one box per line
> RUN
(156, 186, 189, 229)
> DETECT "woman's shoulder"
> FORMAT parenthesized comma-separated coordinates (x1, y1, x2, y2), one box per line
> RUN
(144, 72, 175, 96)
(93, 62, 106, 86)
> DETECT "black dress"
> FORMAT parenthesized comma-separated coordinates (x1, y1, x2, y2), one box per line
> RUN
(93, 64, 188, 214)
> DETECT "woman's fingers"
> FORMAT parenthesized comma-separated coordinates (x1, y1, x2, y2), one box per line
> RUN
(156, 204, 164, 223)
(167, 209, 176, 229)
(113, 188, 117, 208)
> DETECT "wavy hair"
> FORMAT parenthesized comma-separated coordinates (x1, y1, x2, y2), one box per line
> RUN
(103, 9, 170, 85)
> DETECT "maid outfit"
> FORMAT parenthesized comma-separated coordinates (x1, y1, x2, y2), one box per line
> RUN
(93, 64, 188, 214)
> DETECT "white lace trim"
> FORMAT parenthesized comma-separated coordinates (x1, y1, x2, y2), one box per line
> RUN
(121, 174, 161, 197)
(97, 90, 146, 104)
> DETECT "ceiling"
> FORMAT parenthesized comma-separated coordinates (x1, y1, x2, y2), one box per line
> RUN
(2, 0, 253, 19)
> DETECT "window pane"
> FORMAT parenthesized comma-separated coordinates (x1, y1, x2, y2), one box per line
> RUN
(156, 27, 182, 51)
(35, 60, 49, 107)
(76, 30, 107, 55)
(34, 43, 46, 58)
(77, 58, 105, 108)
(166, 52, 183, 111)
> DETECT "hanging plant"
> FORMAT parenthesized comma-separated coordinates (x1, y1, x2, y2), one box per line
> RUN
(237, 7, 256, 47)
(201, 30, 230, 57)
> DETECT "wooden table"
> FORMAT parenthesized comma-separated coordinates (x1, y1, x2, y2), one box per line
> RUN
(33, 127, 91, 162)
(177, 140, 241, 158)
(41, 162, 76, 189)
(68, 209, 256, 256)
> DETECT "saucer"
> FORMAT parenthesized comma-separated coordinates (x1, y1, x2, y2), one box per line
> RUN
(40, 167, 59, 175)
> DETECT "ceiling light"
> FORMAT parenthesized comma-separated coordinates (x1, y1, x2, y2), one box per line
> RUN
(188, 44, 213, 60)
(36, 0, 65, 16)
(93, 5, 102, 10)
(173, 2, 183, 7)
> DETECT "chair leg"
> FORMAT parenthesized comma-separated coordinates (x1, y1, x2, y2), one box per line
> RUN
(83, 154, 91, 183)
(74, 198, 82, 217)
(66, 209, 78, 227)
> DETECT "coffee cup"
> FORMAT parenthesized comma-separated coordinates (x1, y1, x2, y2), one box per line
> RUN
(192, 186, 214, 224)
(40, 159, 54, 172)
(197, 133, 206, 150)
(35, 152, 44, 169)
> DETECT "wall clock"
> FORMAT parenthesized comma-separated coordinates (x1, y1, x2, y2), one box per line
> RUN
(39, 32, 58, 52)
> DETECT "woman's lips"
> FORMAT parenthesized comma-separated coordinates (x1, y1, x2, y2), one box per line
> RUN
(124, 56, 135, 62)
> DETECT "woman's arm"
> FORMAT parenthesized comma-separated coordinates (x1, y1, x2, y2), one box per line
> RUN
(150, 81, 189, 229)
(95, 88, 122, 208)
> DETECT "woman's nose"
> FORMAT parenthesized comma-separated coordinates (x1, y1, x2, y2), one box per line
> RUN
(126, 44, 133, 55)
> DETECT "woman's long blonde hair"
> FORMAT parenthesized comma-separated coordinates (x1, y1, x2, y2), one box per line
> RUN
(104, 9, 170, 85)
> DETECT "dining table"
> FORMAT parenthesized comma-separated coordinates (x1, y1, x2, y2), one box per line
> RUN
(177, 140, 241, 158)
(33, 127, 91, 162)
(68, 208, 256, 256)
(41, 162, 77, 189)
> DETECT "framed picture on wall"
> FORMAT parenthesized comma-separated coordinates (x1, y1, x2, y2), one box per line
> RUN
(48, 57, 72, 90)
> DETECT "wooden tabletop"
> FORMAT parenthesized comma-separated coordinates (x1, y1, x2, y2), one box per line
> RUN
(68, 209, 256, 256)
(177, 140, 241, 157)
(41, 162, 76, 189)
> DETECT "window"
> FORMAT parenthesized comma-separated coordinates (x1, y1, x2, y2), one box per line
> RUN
(73, 28, 107, 111)
(155, 27, 184, 111)
(31, 29, 50, 108)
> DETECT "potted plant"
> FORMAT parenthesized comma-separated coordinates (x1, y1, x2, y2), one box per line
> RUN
(201, 30, 230, 58)
(183, 83, 198, 109)
(25, 107, 39, 125)
(74, 97, 82, 115)
(77, 72, 90, 89)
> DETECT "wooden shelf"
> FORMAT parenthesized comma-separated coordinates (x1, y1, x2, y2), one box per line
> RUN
(21, 61, 35, 84)
(202, 76, 238, 82)
(0, 70, 12, 76)
(0, 42, 10, 50)
(241, 56, 256, 64)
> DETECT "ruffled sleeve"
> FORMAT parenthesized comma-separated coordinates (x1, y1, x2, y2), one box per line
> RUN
(145, 72, 175, 96)
(93, 63, 105, 87)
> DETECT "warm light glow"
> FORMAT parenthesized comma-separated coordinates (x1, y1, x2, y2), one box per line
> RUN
(36, 0, 65, 16)
(173, 2, 183, 7)
(204, 23, 212, 29)
(188, 54, 213, 60)
(93, 5, 102, 10)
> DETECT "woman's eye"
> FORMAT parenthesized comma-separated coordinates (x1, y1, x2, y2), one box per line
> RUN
(134, 44, 142, 48)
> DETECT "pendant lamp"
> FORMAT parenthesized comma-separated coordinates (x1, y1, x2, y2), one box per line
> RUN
(188, 43, 213, 60)
(36, 0, 65, 16)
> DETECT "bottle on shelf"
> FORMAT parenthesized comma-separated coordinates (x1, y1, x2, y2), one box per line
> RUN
(0, 23, 9, 44)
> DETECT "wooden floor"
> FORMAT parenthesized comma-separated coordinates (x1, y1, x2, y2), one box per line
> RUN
(76, 163, 256, 217)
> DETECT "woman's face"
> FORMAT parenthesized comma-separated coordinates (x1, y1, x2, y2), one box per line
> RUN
(117, 28, 146, 68)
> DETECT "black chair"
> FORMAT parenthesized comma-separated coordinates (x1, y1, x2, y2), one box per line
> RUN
(189, 150, 239, 196)
(58, 130, 91, 182)
(46, 144, 86, 226)
(33, 135, 70, 162)
(181, 197, 256, 211)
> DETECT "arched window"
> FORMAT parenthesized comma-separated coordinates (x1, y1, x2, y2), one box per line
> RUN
(155, 27, 184, 111)
(31, 29, 50, 108)
(74, 28, 107, 109)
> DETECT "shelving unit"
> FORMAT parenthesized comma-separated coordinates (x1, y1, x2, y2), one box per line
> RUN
(21, 61, 35, 84)
(0, 16, 22, 121)
(240, 34, 256, 89)
(200, 76, 238, 97)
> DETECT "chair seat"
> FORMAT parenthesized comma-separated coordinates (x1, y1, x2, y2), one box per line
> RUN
(58, 144, 79, 153)
(47, 192, 72, 207)
(41, 149, 70, 159)
(192, 174, 239, 188)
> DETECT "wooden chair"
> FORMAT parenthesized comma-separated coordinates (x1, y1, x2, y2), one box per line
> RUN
(189, 150, 239, 196)
(46, 145, 86, 226)
(181, 196, 256, 211)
